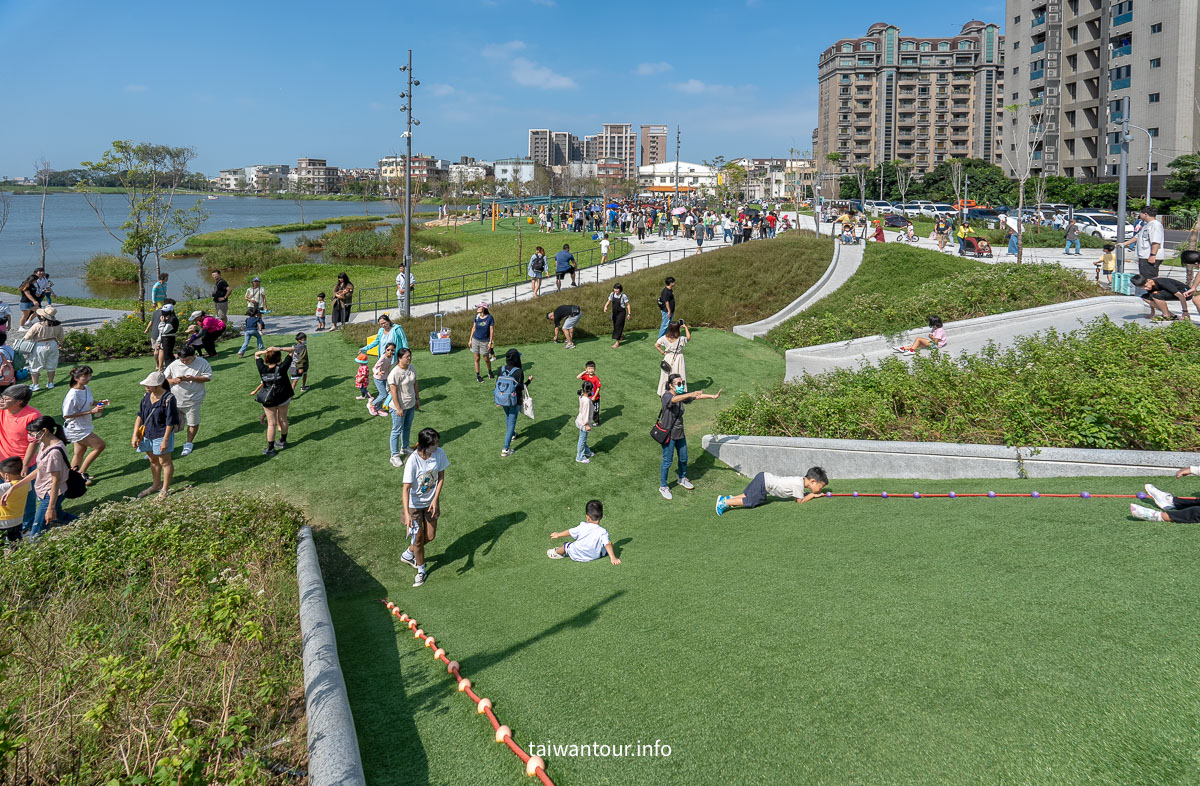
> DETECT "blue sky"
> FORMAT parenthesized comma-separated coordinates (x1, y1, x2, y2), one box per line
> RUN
(0, 0, 1006, 177)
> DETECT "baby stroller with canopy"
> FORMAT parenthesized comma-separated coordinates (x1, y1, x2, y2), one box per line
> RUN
(962, 236, 993, 258)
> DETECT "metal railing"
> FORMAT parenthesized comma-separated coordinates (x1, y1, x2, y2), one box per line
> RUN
(353, 235, 635, 315)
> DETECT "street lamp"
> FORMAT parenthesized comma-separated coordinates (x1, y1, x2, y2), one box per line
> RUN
(399, 51, 420, 318)
(1123, 122, 1154, 207)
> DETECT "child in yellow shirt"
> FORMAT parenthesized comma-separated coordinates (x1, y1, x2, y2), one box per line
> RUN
(0, 457, 30, 549)
(1095, 244, 1116, 287)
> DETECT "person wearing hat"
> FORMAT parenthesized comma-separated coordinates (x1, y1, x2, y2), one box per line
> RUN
(132, 371, 180, 499)
(497, 348, 533, 457)
(872, 220, 886, 243)
(470, 302, 495, 383)
(1, 414, 76, 537)
(24, 305, 63, 391)
(245, 277, 266, 312)
(156, 301, 179, 369)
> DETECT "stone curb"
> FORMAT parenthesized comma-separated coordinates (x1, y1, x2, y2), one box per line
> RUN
(297, 526, 366, 786)
(702, 434, 1200, 480)
(733, 239, 841, 339)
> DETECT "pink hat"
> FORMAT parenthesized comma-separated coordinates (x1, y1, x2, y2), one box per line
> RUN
(476, 301, 489, 309)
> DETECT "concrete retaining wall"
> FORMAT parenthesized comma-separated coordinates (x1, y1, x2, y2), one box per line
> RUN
(297, 526, 366, 786)
(702, 434, 1200, 480)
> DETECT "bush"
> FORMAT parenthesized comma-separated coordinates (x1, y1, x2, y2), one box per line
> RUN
(323, 227, 397, 259)
(198, 242, 307, 271)
(185, 227, 281, 248)
(343, 233, 835, 349)
(83, 254, 139, 283)
(0, 490, 305, 782)
(61, 311, 240, 363)
(765, 244, 1105, 352)
(719, 318, 1200, 451)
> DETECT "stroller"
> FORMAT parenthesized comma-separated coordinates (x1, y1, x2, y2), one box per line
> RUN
(962, 236, 993, 258)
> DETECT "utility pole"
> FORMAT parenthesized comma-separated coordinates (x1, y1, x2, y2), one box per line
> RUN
(399, 50, 420, 317)
(674, 125, 681, 204)
(1116, 95, 1130, 274)
(1127, 123, 1154, 207)
(963, 171, 969, 224)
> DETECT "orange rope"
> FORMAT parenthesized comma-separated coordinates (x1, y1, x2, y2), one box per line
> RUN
(381, 600, 555, 784)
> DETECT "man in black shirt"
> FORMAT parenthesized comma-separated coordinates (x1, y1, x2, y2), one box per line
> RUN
(547, 304, 582, 348)
(210, 269, 230, 321)
(1132, 274, 1192, 321)
(657, 276, 676, 338)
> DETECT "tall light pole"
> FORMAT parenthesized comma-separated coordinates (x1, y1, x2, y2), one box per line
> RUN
(674, 125, 681, 204)
(1115, 95, 1131, 274)
(1126, 122, 1154, 207)
(399, 50, 420, 318)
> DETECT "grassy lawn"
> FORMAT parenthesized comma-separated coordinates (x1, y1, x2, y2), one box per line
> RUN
(765, 244, 1104, 351)
(32, 320, 1200, 784)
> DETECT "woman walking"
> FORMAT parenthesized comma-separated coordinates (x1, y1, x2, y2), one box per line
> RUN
(387, 347, 419, 465)
(62, 366, 106, 484)
(400, 427, 449, 588)
(7, 415, 76, 536)
(254, 346, 294, 456)
(332, 273, 355, 329)
(25, 306, 63, 391)
(132, 371, 180, 500)
(496, 348, 532, 457)
(16, 270, 43, 331)
(657, 372, 721, 500)
(655, 320, 691, 396)
(602, 283, 630, 349)
(528, 246, 547, 296)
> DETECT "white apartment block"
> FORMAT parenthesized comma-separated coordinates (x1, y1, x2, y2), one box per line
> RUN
(216, 164, 290, 192)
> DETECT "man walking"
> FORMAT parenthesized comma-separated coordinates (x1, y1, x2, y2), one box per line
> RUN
(1064, 217, 1081, 256)
(554, 243, 577, 290)
(657, 277, 676, 338)
(210, 269, 230, 322)
(164, 346, 212, 457)
(1123, 206, 1164, 279)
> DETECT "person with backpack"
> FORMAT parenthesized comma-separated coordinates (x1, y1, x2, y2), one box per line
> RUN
(528, 246, 548, 297)
(654, 372, 721, 500)
(495, 348, 532, 457)
(132, 371, 180, 500)
(254, 346, 295, 457)
(1, 415, 79, 537)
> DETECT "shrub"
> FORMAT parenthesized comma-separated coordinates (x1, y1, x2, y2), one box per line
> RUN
(765, 245, 1105, 352)
(198, 242, 307, 271)
(185, 227, 281, 248)
(323, 227, 397, 259)
(719, 318, 1200, 451)
(61, 311, 240, 363)
(0, 490, 305, 782)
(83, 254, 139, 283)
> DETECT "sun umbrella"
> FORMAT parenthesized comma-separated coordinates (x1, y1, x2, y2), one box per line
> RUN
(671, 206, 687, 215)
(606, 203, 619, 208)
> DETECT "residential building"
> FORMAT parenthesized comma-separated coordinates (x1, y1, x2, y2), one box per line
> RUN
(449, 162, 491, 186)
(528, 129, 582, 165)
(378, 155, 449, 186)
(593, 123, 638, 179)
(637, 160, 718, 195)
(296, 157, 340, 194)
(339, 168, 379, 184)
(216, 164, 290, 192)
(817, 21, 1005, 175)
(731, 157, 819, 200)
(492, 157, 536, 185)
(1003, 0, 1200, 191)
(640, 124, 669, 167)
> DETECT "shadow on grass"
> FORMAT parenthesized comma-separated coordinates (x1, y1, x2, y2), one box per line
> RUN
(430, 510, 527, 576)
(418, 375, 450, 391)
(590, 431, 627, 454)
(598, 403, 623, 423)
(515, 413, 571, 449)
(612, 537, 632, 558)
(440, 420, 482, 445)
(315, 527, 430, 786)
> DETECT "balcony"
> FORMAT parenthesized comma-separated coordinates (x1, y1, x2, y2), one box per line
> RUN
(1031, 69, 1045, 81)
(1112, 11, 1132, 26)
(1030, 96, 1044, 107)
(1110, 77, 1131, 90)
(1033, 14, 1046, 26)
(1031, 41, 1045, 54)
(1032, 151, 1044, 160)
(1111, 44, 1131, 58)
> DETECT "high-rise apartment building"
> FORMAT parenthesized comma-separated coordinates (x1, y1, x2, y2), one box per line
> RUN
(1003, 0, 1199, 189)
(640, 124, 669, 167)
(594, 123, 638, 179)
(817, 21, 1005, 175)
(528, 129, 582, 166)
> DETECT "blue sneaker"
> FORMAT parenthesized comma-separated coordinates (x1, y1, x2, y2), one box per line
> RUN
(715, 495, 730, 516)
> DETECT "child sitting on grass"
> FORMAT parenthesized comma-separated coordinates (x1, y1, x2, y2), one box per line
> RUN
(1134, 468, 1200, 522)
(716, 467, 828, 515)
(0, 457, 28, 551)
(893, 315, 947, 355)
(547, 499, 620, 564)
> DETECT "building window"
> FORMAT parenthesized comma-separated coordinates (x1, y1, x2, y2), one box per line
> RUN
(1014, 41, 1021, 49)
(1148, 127, 1158, 136)
(938, 42, 949, 51)
(920, 42, 930, 51)
(840, 58, 853, 67)
(1014, 14, 1020, 23)
(1150, 58, 1161, 68)
(901, 41, 914, 51)
(1012, 66, 1019, 74)
(959, 41, 973, 49)
(1151, 22, 1162, 33)
(842, 43, 853, 52)
(862, 42, 875, 51)
(1149, 93, 1160, 103)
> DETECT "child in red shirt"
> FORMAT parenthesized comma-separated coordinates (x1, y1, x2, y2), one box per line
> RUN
(576, 360, 601, 426)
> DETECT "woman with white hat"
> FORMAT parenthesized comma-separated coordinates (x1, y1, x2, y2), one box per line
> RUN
(131, 370, 180, 499)
(24, 305, 63, 391)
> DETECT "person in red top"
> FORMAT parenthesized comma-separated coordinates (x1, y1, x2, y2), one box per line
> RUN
(766, 212, 778, 237)
(576, 360, 602, 426)
(0, 384, 42, 533)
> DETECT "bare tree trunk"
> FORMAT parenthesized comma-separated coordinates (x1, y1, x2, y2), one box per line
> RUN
(36, 157, 50, 269)
(1017, 180, 1026, 265)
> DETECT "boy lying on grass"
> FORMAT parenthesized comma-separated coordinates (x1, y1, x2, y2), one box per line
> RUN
(1133, 467, 1200, 522)
(716, 467, 829, 516)
(548, 499, 620, 564)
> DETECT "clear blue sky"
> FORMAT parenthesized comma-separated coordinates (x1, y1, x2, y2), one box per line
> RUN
(0, 0, 1006, 178)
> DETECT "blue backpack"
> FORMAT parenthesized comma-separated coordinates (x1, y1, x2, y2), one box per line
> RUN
(493, 366, 519, 407)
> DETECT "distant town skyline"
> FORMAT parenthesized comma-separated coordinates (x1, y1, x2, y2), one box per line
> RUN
(0, 0, 1007, 177)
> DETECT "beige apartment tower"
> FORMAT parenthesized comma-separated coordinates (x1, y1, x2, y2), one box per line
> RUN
(1003, 0, 1200, 190)
(817, 21, 1005, 175)
(641, 124, 668, 167)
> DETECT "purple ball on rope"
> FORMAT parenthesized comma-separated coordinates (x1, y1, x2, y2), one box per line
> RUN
(948, 492, 957, 499)
(825, 491, 832, 497)
(1137, 492, 1148, 500)
(1080, 492, 1091, 499)
(1031, 491, 1040, 498)
(852, 492, 859, 498)
(881, 492, 889, 499)
(987, 491, 996, 498)
(913, 492, 921, 498)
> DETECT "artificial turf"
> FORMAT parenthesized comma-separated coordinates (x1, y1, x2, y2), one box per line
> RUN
(29, 326, 1200, 785)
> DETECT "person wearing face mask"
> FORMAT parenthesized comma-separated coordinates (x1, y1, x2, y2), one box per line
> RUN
(656, 372, 721, 500)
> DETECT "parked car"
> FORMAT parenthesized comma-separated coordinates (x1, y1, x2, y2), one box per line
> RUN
(1073, 213, 1135, 240)
(967, 208, 1002, 222)
(883, 214, 912, 228)
(899, 203, 926, 218)
(863, 200, 893, 215)
(921, 203, 955, 219)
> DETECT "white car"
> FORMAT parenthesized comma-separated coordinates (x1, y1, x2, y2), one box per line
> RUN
(898, 203, 926, 218)
(863, 200, 893, 216)
(1074, 213, 1135, 240)
(920, 203, 955, 219)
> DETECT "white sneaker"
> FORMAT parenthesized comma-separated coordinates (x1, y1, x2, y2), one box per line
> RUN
(1144, 484, 1176, 510)
(180, 442, 194, 456)
(46, 383, 54, 389)
(390, 454, 404, 468)
(1130, 503, 1164, 522)
(29, 385, 39, 392)
(547, 548, 564, 559)
(659, 486, 673, 500)
(576, 457, 590, 464)
(678, 478, 695, 490)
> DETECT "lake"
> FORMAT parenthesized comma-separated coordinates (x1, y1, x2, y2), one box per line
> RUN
(0, 193, 441, 297)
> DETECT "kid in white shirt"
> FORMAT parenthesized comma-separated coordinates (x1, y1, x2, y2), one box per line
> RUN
(547, 499, 620, 564)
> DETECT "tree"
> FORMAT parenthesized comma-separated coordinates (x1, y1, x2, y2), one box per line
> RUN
(81, 141, 208, 318)
(0, 190, 9, 239)
(35, 158, 50, 268)
(895, 161, 916, 205)
(1032, 173, 1049, 213)
(1165, 154, 1200, 200)
(293, 178, 308, 224)
(853, 163, 870, 208)
(913, 159, 1015, 205)
(817, 153, 841, 210)
(721, 162, 747, 203)
(1000, 103, 1050, 264)
(531, 163, 554, 197)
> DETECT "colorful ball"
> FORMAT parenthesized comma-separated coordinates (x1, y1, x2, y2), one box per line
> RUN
(913, 492, 921, 498)
(881, 492, 888, 498)
(526, 756, 546, 777)
(433, 647, 446, 660)
(948, 492, 957, 498)
(1137, 492, 1148, 499)
(458, 678, 472, 692)
(385, 601, 395, 611)
(852, 491, 859, 498)
(1081, 492, 1091, 499)
(1031, 491, 1040, 498)
(825, 491, 832, 497)
(987, 491, 996, 498)
(496, 725, 511, 743)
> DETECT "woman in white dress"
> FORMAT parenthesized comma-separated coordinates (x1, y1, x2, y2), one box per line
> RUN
(655, 320, 690, 396)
